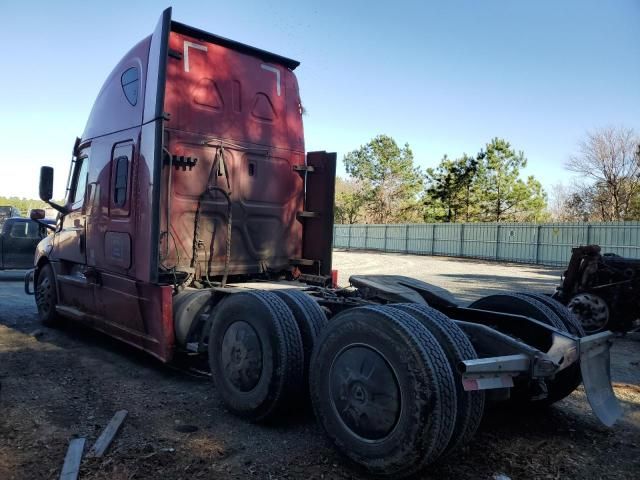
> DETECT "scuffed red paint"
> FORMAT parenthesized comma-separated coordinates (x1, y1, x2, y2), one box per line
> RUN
(160, 30, 306, 277)
(40, 13, 311, 362)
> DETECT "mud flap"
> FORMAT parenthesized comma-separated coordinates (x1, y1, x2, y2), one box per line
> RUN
(580, 331, 622, 427)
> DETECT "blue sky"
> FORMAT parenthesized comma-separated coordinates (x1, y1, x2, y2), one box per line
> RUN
(1, 0, 638, 198)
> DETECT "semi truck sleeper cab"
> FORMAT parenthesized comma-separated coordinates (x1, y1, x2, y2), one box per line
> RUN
(27, 8, 621, 478)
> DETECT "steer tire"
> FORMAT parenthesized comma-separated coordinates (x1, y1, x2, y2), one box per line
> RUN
(208, 290, 304, 422)
(35, 263, 62, 327)
(469, 293, 582, 406)
(309, 305, 457, 478)
(273, 289, 328, 382)
(389, 303, 485, 455)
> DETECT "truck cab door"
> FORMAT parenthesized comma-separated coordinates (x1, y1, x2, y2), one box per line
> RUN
(52, 146, 96, 315)
(56, 147, 90, 265)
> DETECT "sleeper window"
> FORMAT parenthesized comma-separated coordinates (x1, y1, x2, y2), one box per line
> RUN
(121, 67, 139, 106)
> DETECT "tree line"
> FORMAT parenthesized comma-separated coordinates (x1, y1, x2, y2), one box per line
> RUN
(0, 196, 48, 217)
(336, 126, 640, 224)
(336, 135, 547, 224)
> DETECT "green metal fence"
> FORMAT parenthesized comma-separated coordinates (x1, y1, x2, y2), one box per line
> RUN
(333, 222, 640, 266)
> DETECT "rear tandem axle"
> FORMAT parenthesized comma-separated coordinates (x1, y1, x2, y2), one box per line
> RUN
(166, 274, 621, 478)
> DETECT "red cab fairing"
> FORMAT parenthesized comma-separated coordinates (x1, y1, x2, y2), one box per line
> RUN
(160, 25, 306, 278)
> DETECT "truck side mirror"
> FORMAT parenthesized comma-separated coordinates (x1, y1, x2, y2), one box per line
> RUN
(39, 166, 69, 216)
(30, 209, 46, 220)
(39, 166, 54, 202)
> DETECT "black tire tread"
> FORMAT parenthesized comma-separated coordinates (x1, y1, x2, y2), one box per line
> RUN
(520, 292, 585, 337)
(390, 303, 484, 454)
(470, 293, 566, 331)
(36, 263, 61, 327)
(372, 305, 457, 469)
(249, 290, 305, 418)
(310, 304, 457, 477)
(273, 289, 328, 367)
(209, 290, 304, 422)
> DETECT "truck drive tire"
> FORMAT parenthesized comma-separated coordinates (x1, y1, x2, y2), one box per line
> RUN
(469, 293, 582, 406)
(309, 305, 457, 478)
(207, 290, 304, 422)
(520, 292, 585, 337)
(469, 293, 566, 331)
(35, 263, 61, 327)
(517, 293, 585, 404)
(389, 303, 485, 455)
(273, 289, 328, 383)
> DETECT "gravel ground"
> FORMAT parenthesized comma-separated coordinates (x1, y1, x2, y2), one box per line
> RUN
(0, 252, 639, 480)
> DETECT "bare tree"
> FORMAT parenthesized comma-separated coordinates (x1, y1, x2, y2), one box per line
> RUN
(566, 126, 640, 220)
(334, 177, 366, 224)
(548, 183, 570, 221)
(548, 182, 600, 221)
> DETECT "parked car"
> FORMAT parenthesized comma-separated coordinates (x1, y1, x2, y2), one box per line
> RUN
(0, 216, 53, 270)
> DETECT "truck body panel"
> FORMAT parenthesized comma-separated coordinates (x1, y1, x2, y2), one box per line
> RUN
(32, 8, 330, 361)
(160, 27, 305, 278)
(39, 13, 170, 358)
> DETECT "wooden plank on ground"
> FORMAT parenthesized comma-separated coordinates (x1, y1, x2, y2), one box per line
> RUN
(88, 409, 128, 458)
(59, 437, 86, 480)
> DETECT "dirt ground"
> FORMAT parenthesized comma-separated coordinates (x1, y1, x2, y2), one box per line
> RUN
(1, 251, 639, 480)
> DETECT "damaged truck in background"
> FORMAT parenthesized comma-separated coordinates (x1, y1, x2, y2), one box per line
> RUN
(555, 245, 640, 334)
(25, 8, 622, 478)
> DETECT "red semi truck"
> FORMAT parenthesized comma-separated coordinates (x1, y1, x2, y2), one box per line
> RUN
(27, 8, 621, 478)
